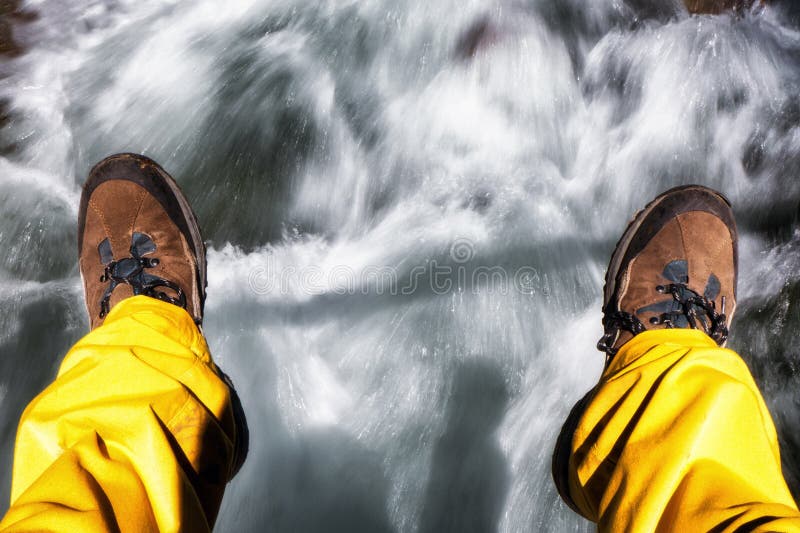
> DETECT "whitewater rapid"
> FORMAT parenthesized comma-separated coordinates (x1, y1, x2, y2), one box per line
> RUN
(1, 1, 800, 531)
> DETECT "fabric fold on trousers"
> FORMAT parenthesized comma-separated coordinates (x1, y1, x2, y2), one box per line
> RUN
(566, 328, 800, 532)
(0, 295, 238, 533)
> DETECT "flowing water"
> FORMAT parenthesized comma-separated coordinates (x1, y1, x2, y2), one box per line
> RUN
(2, 0, 800, 531)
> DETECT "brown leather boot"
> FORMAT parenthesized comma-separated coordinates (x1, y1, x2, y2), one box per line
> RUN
(597, 184, 738, 365)
(78, 153, 206, 329)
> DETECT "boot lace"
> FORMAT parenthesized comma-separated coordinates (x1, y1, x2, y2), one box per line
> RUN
(597, 281, 729, 361)
(596, 311, 646, 361)
(98, 233, 186, 318)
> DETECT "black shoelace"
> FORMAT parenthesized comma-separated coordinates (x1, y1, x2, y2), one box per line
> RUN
(597, 282, 729, 362)
(97, 233, 186, 318)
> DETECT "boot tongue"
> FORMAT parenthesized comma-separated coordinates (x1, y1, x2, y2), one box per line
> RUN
(108, 284, 135, 313)
(632, 259, 691, 322)
(106, 280, 186, 315)
(112, 257, 144, 279)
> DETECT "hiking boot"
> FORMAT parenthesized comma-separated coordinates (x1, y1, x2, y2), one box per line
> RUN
(78, 153, 206, 329)
(596, 184, 738, 365)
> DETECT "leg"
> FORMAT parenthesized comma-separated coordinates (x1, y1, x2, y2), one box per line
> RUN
(1, 154, 247, 532)
(561, 329, 799, 532)
(1, 296, 240, 532)
(553, 185, 800, 532)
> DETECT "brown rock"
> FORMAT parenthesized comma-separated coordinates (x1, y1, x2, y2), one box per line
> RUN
(683, 0, 761, 14)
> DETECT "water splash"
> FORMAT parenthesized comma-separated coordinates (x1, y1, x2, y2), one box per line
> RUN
(1, 1, 800, 532)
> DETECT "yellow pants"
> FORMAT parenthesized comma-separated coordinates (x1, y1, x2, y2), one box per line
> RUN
(564, 329, 800, 532)
(0, 296, 240, 533)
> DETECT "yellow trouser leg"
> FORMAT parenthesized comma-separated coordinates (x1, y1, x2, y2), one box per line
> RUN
(567, 329, 800, 532)
(0, 295, 238, 533)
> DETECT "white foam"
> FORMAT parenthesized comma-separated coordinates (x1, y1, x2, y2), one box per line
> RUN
(2, 0, 800, 530)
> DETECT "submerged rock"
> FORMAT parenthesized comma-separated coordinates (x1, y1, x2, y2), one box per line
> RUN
(454, 16, 499, 60)
(683, 0, 762, 14)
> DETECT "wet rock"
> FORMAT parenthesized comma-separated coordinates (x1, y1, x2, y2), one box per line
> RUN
(683, 0, 761, 14)
(0, 0, 38, 157)
(0, 0, 36, 57)
(455, 15, 499, 60)
(742, 130, 766, 176)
